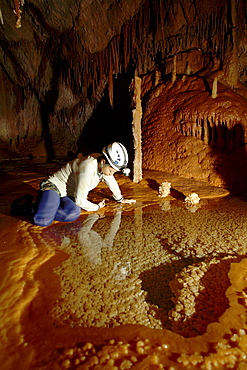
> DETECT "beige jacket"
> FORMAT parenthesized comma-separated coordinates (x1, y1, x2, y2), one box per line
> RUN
(48, 154, 123, 211)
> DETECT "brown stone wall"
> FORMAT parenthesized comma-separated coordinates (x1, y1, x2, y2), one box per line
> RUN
(0, 0, 246, 193)
(142, 76, 247, 193)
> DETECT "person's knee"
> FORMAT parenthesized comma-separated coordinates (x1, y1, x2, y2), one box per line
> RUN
(33, 190, 60, 226)
(54, 197, 81, 223)
(62, 206, 81, 222)
(73, 206, 81, 220)
(33, 215, 53, 227)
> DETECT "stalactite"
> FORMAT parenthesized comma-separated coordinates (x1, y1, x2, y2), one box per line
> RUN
(201, 119, 205, 141)
(227, 126, 233, 150)
(115, 35, 120, 76)
(198, 120, 202, 138)
(193, 121, 198, 137)
(99, 50, 104, 82)
(92, 55, 98, 98)
(210, 124, 215, 146)
(205, 119, 210, 144)
(108, 58, 114, 107)
(176, 112, 243, 150)
(155, 69, 161, 85)
(128, 22, 133, 71)
(212, 77, 218, 98)
(224, 0, 238, 88)
(110, 40, 116, 76)
(122, 24, 129, 72)
(56, 0, 239, 137)
(0, 7, 4, 25)
(171, 55, 177, 83)
(13, 0, 22, 28)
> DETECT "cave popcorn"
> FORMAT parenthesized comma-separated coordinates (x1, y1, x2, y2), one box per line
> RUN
(158, 182, 171, 197)
(184, 193, 200, 205)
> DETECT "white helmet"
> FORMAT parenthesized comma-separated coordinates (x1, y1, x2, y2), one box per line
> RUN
(102, 142, 129, 173)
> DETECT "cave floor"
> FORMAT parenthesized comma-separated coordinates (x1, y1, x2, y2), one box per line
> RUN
(1, 159, 247, 369)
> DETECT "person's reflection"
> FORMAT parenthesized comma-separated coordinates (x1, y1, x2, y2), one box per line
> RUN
(77, 211, 122, 265)
(42, 210, 122, 265)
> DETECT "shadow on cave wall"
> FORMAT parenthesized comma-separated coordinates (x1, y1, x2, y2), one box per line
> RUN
(208, 123, 247, 196)
(77, 71, 134, 165)
(35, 42, 65, 161)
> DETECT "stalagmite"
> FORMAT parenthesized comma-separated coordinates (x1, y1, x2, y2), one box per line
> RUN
(212, 77, 218, 98)
(158, 182, 171, 197)
(184, 192, 200, 205)
(132, 74, 142, 183)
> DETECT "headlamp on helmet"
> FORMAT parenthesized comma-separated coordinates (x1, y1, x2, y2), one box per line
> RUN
(102, 142, 129, 173)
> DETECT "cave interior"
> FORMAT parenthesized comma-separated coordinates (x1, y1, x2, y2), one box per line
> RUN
(1, 1, 247, 369)
(0, 0, 247, 193)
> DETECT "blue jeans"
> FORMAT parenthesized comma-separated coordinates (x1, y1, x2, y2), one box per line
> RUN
(33, 190, 81, 227)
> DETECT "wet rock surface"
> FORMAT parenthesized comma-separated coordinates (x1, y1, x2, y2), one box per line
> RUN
(1, 160, 247, 369)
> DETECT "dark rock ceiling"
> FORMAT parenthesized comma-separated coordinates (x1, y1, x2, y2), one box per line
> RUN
(0, 0, 246, 164)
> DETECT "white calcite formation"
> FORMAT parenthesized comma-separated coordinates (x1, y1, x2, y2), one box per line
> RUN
(158, 181, 171, 197)
(185, 192, 200, 205)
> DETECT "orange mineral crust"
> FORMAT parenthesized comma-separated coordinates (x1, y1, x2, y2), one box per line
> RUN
(142, 76, 247, 195)
(1, 161, 247, 369)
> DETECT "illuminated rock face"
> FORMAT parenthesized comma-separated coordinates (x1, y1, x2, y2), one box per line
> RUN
(142, 77, 247, 194)
(0, 0, 246, 166)
(1, 1, 247, 369)
(0, 0, 143, 158)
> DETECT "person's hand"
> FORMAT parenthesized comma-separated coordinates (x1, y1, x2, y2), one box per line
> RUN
(98, 199, 106, 209)
(121, 198, 136, 204)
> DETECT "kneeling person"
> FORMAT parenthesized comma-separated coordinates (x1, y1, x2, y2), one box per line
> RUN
(11, 142, 136, 227)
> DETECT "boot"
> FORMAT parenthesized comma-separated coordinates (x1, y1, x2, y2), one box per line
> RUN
(11, 194, 34, 216)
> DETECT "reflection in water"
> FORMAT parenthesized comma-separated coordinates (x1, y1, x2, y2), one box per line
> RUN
(44, 197, 247, 336)
(77, 212, 122, 265)
(2, 161, 247, 368)
(159, 200, 171, 211)
(111, 261, 131, 280)
(48, 208, 161, 329)
(185, 203, 201, 212)
(43, 211, 122, 265)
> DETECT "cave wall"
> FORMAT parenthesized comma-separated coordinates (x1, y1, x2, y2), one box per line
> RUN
(0, 0, 144, 158)
(141, 76, 247, 194)
(0, 0, 247, 192)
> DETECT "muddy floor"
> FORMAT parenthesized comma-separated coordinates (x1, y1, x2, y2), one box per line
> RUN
(1, 158, 247, 369)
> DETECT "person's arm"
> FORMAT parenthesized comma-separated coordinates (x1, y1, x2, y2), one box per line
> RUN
(102, 175, 136, 204)
(79, 214, 100, 232)
(120, 198, 136, 204)
(104, 211, 122, 249)
(102, 175, 123, 202)
(74, 164, 103, 211)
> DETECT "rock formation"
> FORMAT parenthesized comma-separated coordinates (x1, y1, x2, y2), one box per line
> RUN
(0, 0, 247, 192)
